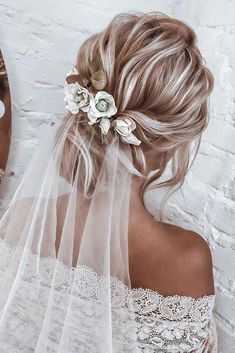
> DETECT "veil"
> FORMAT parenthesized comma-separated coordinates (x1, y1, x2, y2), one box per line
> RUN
(0, 112, 142, 352)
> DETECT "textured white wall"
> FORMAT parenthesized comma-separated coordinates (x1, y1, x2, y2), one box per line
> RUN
(0, 1, 234, 351)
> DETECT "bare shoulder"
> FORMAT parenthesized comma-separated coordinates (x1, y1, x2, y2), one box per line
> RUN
(128, 216, 215, 298)
(162, 224, 215, 297)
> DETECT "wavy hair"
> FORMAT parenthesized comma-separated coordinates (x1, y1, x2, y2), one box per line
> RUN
(61, 11, 214, 217)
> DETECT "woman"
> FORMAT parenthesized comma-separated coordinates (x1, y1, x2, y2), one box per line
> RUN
(0, 11, 217, 352)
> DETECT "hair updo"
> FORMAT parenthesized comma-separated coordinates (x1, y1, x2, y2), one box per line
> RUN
(61, 11, 214, 214)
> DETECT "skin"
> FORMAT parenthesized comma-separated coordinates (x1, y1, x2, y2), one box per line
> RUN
(128, 148, 215, 298)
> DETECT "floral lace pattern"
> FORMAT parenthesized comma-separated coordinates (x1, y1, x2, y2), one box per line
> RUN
(0, 239, 217, 353)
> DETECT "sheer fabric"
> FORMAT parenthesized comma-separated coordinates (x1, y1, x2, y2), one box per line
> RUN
(0, 113, 217, 352)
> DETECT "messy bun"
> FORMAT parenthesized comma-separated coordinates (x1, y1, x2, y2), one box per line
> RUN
(62, 11, 214, 214)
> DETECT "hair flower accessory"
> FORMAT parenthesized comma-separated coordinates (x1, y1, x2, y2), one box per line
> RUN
(64, 82, 92, 115)
(113, 117, 141, 146)
(87, 91, 117, 135)
(64, 67, 141, 145)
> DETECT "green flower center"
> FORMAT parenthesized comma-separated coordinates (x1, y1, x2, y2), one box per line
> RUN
(96, 99, 109, 112)
(75, 92, 85, 103)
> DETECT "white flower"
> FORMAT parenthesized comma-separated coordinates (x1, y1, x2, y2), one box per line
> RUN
(114, 117, 141, 146)
(64, 82, 91, 115)
(87, 91, 117, 125)
(63, 68, 142, 144)
(99, 117, 111, 135)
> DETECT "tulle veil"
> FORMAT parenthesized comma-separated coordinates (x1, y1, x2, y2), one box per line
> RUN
(0, 111, 142, 352)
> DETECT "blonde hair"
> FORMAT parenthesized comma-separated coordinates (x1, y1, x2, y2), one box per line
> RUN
(62, 11, 214, 216)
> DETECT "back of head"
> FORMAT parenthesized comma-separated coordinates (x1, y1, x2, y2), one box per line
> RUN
(62, 11, 214, 212)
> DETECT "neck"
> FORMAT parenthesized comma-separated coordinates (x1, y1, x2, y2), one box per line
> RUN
(129, 174, 152, 224)
(128, 149, 163, 224)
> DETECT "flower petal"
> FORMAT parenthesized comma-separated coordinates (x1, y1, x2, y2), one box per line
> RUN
(90, 91, 117, 118)
(120, 133, 141, 146)
(99, 117, 111, 135)
(106, 104, 117, 117)
(80, 104, 90, 113)
(114, 125, 130, 136)
(125, 117, 136, 131)
(64, 81, 92, 115)
(65, 102, 80, 114)
(64, 83, 74, 96)
(87, 111, 98, 125)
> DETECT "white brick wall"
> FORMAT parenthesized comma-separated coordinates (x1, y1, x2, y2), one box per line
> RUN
(0, 1, 234, 351)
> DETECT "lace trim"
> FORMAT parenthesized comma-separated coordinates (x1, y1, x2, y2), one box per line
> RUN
(0, 238, 216, 352)
(0, 238, 215, 307)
